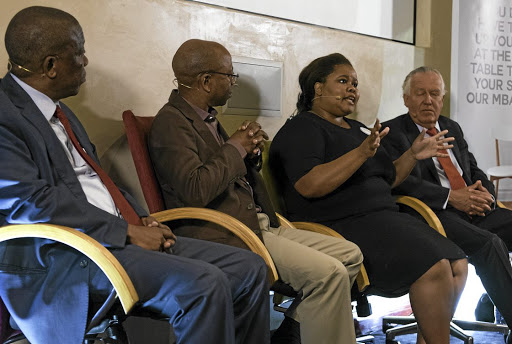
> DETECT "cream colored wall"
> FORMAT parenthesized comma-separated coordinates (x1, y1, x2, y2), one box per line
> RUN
(0, 0, 452, 208)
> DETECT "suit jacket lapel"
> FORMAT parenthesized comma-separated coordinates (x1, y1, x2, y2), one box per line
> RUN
(438, 119, 462, 162)
(168, 91, 254, 193)
(403, 114, 442, 184)
(218, 123, 230, 142)
(1, 74, 87, 198)
(438, 117, 472, 185)
(169, 90, 221, 152)
(215, 119, 251, 187)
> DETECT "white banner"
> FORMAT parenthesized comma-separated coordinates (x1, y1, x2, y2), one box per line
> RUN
(451, 0, 512, 200)
(190, 0, 415, 43)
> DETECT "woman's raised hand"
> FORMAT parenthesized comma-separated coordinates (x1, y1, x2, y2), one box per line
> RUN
(360, 119, 389, 158)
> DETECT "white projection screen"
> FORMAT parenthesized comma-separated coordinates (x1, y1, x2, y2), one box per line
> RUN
(189, 0, 416, 44)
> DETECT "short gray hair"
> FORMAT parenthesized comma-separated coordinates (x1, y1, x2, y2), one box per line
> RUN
(402, 66, 446, 96)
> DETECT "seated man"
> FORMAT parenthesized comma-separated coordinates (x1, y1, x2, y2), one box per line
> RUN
(148, 39, 364, 344)
(382, 66, 512, 326)
(0, 7, 269, 344)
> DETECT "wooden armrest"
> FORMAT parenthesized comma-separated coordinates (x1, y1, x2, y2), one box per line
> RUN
(395, 195, 447, 237)
(497, 200, 507, 209)
(0, 224, 138, 314)
(290, 221, 370, 292)
(150, 207, 279, 284)
(291, 221, 342, 238)
(276, 213, 294, 228)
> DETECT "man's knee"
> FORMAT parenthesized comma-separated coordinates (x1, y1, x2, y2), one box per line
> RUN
(318, 258, 351, 285)
(229, 248, 268, 280)
(469, 233, 509, 267)
(482, 233, 508, 254)
(347, 241, 364, 266)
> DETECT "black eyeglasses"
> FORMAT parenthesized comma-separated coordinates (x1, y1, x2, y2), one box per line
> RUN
(203, 71, 239, 84)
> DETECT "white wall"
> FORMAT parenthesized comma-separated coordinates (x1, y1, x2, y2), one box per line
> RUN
(0, 0, 450, 205)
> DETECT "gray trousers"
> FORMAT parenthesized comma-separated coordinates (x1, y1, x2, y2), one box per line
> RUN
(91, 237, 270, 344)
(259, 214, 363, 344)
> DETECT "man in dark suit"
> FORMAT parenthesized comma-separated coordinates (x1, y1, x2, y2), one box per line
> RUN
(148, 39, 363, 344)
(0, 6, 270, 344)
(382, 66, 512, 326)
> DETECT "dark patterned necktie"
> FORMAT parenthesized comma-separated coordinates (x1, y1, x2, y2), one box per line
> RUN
(55, 106, 142, 225)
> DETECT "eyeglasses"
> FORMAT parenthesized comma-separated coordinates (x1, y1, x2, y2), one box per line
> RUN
(203, 71, 239, 84)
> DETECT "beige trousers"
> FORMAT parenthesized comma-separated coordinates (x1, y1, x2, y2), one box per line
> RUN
(258, 214, 363, 344)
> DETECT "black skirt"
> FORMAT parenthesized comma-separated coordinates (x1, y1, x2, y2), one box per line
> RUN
(324, 210, 466, 297)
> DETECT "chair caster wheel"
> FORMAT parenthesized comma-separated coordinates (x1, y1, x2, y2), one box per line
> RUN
(386, 340, 400, 344)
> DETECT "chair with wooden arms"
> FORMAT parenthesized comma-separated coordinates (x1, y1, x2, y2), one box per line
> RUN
(261, 140, 373, 343)
(261, 140, 371, 291)
(122, 110, 278, 285)
(0, 223, 138, 344)
(122, 110, 366, 323)
(262, 140, 512, 344)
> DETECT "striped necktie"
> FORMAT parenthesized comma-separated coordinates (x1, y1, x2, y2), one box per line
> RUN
(55, 106, 142, 225)
(426, 127, 466, 190)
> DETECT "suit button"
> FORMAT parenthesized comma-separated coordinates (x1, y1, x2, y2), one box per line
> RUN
(80, 260, 88, 268)
(247, 203, 254, 210)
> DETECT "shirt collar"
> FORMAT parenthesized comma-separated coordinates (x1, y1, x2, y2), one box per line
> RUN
(414, 119, 440, 133)
(10, 73, 60, 122)
(181, 95, 218, 121)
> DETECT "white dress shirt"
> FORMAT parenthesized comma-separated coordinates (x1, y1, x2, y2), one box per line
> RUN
(415, 122, 466, 209)
(11, 73, 119, 217)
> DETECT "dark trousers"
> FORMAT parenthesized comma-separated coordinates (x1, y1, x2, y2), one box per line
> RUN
(435, 207, 512, 326)
(90, 237, 270, 344)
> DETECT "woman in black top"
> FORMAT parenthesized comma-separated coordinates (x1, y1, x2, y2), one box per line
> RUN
(270, 53, 468, 344)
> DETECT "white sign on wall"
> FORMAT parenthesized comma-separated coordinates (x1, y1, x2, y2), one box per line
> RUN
(451, 0, 512, 199)
(189, 0, 415, 44)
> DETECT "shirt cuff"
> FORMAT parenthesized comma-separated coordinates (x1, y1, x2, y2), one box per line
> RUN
(226, 139, 247, 159)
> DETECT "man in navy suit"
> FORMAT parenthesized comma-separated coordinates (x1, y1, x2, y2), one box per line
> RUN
(382, 66, 512, 327)
(0, 6, 269, 344)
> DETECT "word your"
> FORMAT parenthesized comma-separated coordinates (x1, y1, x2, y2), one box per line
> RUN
(475, 33, 512, 47)
(474, 77, 512, 91)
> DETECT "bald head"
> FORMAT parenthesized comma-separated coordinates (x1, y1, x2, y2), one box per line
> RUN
(172, 39, 231, 85)
(5, 6, 81, 77)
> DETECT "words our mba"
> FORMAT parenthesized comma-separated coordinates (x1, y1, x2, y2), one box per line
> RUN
(466, 90, 512, 105)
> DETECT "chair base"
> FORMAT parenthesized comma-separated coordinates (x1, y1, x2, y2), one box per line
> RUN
(3, 333, 25, 344)
(356, 334, 375, 343)
(382, 315, 485, 344)
(84, 315, 128, 344)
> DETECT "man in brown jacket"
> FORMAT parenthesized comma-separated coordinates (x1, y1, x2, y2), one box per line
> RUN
(149, 39, 363, 344)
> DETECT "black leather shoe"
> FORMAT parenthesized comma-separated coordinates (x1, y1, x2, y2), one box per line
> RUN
(475, 293, 495, 323)
(271, 316, 301, 344)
